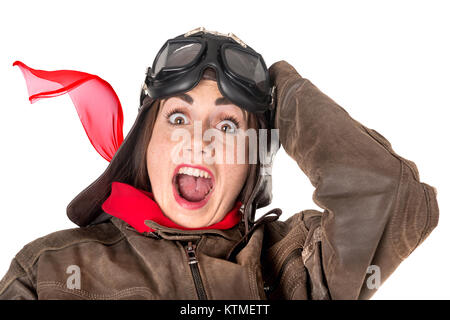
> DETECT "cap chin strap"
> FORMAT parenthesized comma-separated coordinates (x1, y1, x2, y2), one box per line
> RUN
(228, 201, 282, 262)
(241, 157, 280, 227)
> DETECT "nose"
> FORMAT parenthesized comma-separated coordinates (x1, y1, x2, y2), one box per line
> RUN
(184, 120, 212, 163)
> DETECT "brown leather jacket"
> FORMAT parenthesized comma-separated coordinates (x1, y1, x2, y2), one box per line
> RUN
(0, 61, 439, 300)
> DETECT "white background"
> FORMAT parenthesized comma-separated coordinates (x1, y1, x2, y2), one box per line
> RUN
(0, 0, 448, 299)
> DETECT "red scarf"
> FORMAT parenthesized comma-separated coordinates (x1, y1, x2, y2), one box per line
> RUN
(102, 182, 242, 233)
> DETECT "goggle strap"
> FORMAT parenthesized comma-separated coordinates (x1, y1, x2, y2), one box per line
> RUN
(183, 27, 248, 48)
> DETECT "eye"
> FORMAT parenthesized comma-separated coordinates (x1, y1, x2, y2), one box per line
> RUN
(217, 119, 238, 134)
(166, 109, 189, 125)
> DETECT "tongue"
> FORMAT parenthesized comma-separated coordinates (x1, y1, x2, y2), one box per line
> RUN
(177, 174, 213, 202)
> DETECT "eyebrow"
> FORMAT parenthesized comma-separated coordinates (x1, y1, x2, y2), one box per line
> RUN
(169, 93, 247, 120)
(215, 96, 233, 106)
(172, 93, 194, 104)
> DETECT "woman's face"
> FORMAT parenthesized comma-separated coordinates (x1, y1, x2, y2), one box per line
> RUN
(146, 79, 249, 228)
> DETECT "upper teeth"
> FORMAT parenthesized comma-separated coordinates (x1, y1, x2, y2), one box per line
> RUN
(178, 167, 211, 179)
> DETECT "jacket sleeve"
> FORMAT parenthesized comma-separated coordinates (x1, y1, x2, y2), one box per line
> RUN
(0, 258, 37, 300)
(269, 61, 439, 299)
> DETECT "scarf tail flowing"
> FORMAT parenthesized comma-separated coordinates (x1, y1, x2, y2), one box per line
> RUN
(13, 61, 124, 162)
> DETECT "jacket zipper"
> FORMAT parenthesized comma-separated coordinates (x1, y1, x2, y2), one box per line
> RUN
(184, 241, 208, 300)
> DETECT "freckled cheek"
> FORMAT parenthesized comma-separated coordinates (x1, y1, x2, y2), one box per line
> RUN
(212, 135, 249, 165)
(236, 164, 250, 183)
(149, 129, 178, 157)
(216, 164, 248, 186)
(147, 131, 178, 190)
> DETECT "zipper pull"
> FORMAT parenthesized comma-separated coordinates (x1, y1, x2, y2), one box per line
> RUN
(185, 241, 198, 265)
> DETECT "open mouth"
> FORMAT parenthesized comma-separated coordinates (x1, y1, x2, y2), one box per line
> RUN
(172, 164, 215, 210)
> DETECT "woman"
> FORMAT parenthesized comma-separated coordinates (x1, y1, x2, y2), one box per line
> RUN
(0, 28, 439, 300)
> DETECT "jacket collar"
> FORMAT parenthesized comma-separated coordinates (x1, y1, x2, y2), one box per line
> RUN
(110, 216, 244, 242)
(102, 181, 243, 241)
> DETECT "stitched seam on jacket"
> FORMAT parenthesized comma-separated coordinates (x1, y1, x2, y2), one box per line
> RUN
(280, 260, 305, 299)
(37, 281, 154, 299)
(280, 260, 303, 286)
(420, 184, 439, 244)
(414, 183, 433, 251)
(246, 264, 258, 299)
(387, 161, 412, 260)
(0, 259, 28, 296)
(16, 229, 125, 273)
(266, 215, 308, 275)
(270, 245, 303, 281)
(289, 281, 305, 300)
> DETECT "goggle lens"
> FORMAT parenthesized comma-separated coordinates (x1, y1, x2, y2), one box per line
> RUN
(154, 42, 203, 75)
(223, 47, 267, 92)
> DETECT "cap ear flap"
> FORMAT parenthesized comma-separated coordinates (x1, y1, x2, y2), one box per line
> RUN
(67, 98, 160, 227)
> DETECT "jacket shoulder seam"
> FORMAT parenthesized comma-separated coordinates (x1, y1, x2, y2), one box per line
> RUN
(0, 258, 30, 296)
(14, 221, 125, 272)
